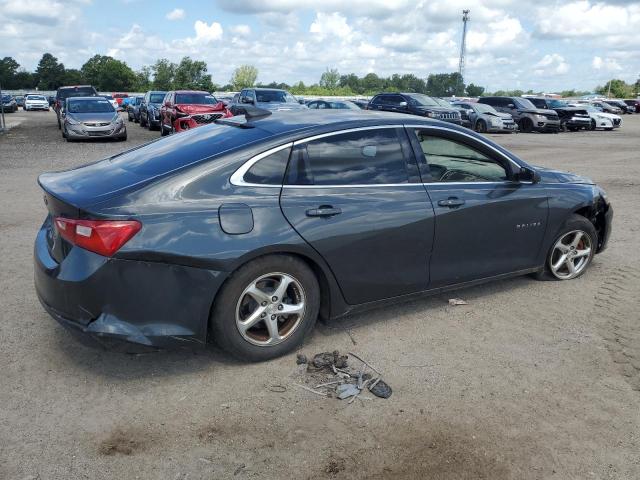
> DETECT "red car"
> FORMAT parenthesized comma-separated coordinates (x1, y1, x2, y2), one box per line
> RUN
(159, 90, 232, 135)
(112, 92, 129, 106)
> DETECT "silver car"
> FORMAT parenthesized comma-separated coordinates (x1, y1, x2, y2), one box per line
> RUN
(453, 101, 517, 133)
(62, 97, 127, 142)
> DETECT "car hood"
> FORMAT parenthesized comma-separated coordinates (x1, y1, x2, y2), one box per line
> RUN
(533, 165, 594, 184)
(520, 108, 555, 115)
(255, 101, 307, 111)
(67, 112, 117, 123)
(175, 103, 228, 115)
(593, 111, 620, 120)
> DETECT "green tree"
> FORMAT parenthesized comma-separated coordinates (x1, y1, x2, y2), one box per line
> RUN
(81, 54, 136, 91)
(36, 53, 66, 90)
(62, 68, 85, 85)
(595, 79, 634, 98)
(0, 57, 20, 88)
(361, 73, 383, 93)
(426, 72, 464, 97)
(319, 68, 340, 90)
(13, 70, 38, 89)
(132, 66, 152, 92)
(230, 65, 258, 90)
(173, 57, 214, 91)
(465, 83, 485, 97)
(151, 58, 176, 90)
(339, 73, 362, 93)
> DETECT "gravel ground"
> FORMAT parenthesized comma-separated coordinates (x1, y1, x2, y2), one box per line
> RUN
(1, 110, 639, 480)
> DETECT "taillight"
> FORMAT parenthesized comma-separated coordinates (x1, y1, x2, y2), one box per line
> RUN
(54, 217, 141, 257)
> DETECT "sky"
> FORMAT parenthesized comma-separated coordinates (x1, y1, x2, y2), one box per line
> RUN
(0, 0, 639, 92)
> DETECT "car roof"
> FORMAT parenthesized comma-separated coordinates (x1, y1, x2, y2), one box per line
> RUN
(173, 90, 210, 94)
(66, 96, 108, 101)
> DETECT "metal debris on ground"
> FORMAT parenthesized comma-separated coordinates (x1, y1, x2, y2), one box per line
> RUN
(293, 350, 392, 402)
(448, 298, 468, 306)
(296, 353, 308, 365)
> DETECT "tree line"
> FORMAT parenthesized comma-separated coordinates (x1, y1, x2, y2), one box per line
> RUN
(1, 53, 638, 98)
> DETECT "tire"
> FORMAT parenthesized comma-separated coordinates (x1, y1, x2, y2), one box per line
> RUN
(475, 120, 487, 133)
(210, 254, 320, 361)
(160, 121, 168, 136)
(534, 214, 597, 281)
(590, 119, 596, 131)
(127, 113, 132, 122)
(139, 113, 147, 128)
(57, 113, 61, 129)
(519, 117, 533, 133)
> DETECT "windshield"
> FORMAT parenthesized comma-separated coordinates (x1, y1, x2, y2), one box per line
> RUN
(255, 90, 298, 103)
(175, 93, 218, 104)
(2, 95, 13, 102)
(433, 98, 452, 107)
(583, 105, 600, 112)
(26, 95, 46, 101)
(67, 99, 115, 114)
(515, 98, 536, 109)
(150, 93, 166, 103)
(103, 95, 113, 100)
(548, 99, 568, 108)
(406, 94, 439, 107)
(474, 103, 497, 114)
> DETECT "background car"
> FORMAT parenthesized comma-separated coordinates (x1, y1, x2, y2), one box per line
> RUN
(604, 99, 634, 114)
(15, 95, 25, 109)
(34, 110, 612, 361)
(478, 96, 560, 133)
(349, 99, 369, 109)
(139, 90, 167, 130)
(55, 85, 98, 129)
(623, 99, 640, 113)
(452, 101, 517, 133)
(589, 100, 622, 115)
(126, 95, 144, 122)
(102, 95, 118, 110)
(526, 97, 591, 131)
(61, 96, 126, 142)
(1, 94, 18, 113)
(306, 99, 360, 110)
(232, 88, 308, 111)
(568, 103, 622, 130)
(367, 92, 462, 125)
(47, 95, 56, 106)
(112, 92, 129, 107)
(24, 94, 50, 111)
(159, 90, 232, 135)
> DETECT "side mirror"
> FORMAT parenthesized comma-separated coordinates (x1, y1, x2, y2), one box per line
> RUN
(507, 103, 516, 109)
(399, 101, 408, 107)
(516, 166, 540, 183)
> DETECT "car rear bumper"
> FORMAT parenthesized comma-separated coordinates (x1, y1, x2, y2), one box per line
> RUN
(34, 220, 225, 351)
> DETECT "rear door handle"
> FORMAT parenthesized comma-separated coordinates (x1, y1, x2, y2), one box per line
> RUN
(438, 198, 466, 208)
(306, 206, 342, 217)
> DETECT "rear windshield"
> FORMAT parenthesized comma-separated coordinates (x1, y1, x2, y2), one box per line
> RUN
(58, 87, 97, 99)
(67, 99, 115, 113)
(109, 123, 271, 176)
(150, 93, 166, 103)
(255, 90, 298, 103)
(176, 93, 217, 104)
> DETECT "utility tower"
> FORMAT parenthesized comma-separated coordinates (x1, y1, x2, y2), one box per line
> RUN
(458, 10, 470, 89)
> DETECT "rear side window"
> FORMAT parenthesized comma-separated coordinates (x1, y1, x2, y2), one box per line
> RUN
(528, 98, 546, 108)
(243, 147, 291, 185)
(286, 128, 409, 186)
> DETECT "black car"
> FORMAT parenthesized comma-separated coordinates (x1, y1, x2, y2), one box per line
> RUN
(368, 93, 462, 125)
(34, 110, 612, 360)
(139, 90, 167, 130)
(604, 99, 634, 114)
(1, 94, 18, 113)
(48, 95, 56, 107)
(55, 85, 98, 129)
(526, 97, 591, 131)
(126, 95, 144, 122)
(623, 99, 640, 113)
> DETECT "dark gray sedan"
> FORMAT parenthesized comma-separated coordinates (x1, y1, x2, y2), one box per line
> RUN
(35, 110, 612, 360)
(62, 97, 127, 141)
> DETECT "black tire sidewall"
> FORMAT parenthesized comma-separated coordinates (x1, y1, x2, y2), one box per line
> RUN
(211, 255, 320, 361)
(541, 214, 597, 281)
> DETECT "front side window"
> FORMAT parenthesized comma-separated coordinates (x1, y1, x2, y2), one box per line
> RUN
(243, 147, 291, 185)
(414, 131, 508, 183)
(286, 128, 409, 186)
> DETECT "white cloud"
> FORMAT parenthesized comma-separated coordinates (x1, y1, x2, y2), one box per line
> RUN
(592, 56, 622, 71)
(309, 12, 352, 41)
(229, 24, 251, 37)
(166, 8, 185, 21)
(193, 20, 223, 43)
(534, 54, 570, 76)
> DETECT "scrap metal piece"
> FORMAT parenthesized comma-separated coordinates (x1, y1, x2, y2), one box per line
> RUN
(336, 383, 359, 400)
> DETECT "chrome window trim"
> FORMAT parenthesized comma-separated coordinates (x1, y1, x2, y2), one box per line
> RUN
(230, 123, 525, 188)
(229, 142, 293, 187)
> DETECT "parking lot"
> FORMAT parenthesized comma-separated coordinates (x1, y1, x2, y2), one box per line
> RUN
(1, 110, 639, 479)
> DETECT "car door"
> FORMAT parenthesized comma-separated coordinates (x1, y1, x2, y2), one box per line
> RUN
(407, 127, 549, 287)
(280, 126, 435, 305)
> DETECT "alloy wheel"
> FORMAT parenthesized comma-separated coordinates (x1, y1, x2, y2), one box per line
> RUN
(549, 230, 592, 280)
(235, 272, 306, 346)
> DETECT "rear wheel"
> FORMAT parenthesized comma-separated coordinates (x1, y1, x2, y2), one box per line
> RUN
(139, 113, 147, 128)
(519, 117, 533, 133)
(475, 120, 487, 133)
(210, 255, 320, 361)
(534, 215, 596, 281)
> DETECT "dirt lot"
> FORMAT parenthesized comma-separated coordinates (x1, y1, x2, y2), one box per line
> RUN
(1, 110, 639, 480)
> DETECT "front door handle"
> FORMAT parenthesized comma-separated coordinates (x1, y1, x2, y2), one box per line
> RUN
(306, 206, 342, 217)
(438, 198, 466, 208)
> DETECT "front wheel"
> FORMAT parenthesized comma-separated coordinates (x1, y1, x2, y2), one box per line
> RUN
(210, 255, 320, 361)
(519, 117, 533, 133)
(475, 120, 487, 133)
(535, 215, 596, 281)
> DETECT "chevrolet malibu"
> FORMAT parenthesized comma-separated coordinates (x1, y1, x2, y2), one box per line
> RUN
(34, 110, 612, 361)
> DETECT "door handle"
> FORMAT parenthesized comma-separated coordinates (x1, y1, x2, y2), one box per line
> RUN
(438, 198, 466, 208)
(306, 206, 342, 217)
